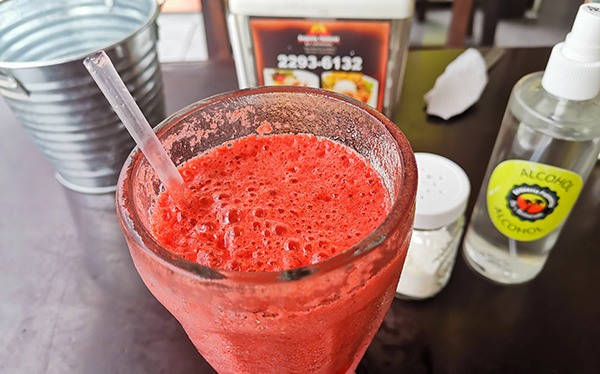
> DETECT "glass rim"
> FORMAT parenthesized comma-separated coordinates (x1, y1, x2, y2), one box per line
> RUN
(116, 86, 417, 284)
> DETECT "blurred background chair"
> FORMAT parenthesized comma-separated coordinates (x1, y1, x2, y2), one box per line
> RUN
(447, 0, 534, 47)
(156, 0, 580, 62)
(200, 0, 231, 61)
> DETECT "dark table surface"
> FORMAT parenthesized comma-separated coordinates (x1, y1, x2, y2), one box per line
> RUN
(1, 48, 599, 374)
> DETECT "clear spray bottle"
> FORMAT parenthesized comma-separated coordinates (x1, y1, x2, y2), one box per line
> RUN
(462, 4, 600, 284)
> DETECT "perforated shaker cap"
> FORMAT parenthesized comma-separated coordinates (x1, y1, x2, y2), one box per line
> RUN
(413, 153, 471, 230)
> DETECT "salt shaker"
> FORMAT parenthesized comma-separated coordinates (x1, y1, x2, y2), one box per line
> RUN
(396, 153, 471, 300)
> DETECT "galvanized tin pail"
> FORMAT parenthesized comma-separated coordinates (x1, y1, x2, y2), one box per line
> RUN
(0, 0, 165, 193)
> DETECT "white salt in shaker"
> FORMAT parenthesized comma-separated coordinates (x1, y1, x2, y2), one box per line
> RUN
(396, 153, 471, 300)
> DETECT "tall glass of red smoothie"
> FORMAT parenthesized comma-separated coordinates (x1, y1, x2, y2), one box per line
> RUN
(116, 86, 417, 374)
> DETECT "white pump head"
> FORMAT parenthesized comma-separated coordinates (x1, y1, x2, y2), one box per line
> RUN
(542, 4, 600, 101)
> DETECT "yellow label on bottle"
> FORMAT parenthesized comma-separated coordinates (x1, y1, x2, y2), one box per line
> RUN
(487, 160, 583, 241)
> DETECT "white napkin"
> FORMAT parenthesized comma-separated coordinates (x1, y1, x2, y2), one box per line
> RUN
(424, 48, 489, 120)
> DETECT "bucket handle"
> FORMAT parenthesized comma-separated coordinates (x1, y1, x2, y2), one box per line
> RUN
(0, 70, 29, 99)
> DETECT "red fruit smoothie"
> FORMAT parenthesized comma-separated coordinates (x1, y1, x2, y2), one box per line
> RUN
(150, 133, 391, 272)
(119, 88, 417, 374)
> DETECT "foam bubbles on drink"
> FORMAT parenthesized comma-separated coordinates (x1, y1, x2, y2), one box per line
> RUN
(151, 134, 390, 272)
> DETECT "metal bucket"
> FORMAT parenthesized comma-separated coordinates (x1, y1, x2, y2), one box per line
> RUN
(0, 0, 165, 193)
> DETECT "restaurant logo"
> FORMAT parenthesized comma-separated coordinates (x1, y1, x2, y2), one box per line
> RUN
(506, 184, 558, 222)
(297, 23, 341, 46)
(585, 4, 600, 13)
(487, 160, 582, 241)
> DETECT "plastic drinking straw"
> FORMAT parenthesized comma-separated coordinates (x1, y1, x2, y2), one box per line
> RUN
(83, 50, 184, 193)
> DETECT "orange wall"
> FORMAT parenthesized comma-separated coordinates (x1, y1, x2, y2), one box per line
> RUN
(161, 0, 202, 13)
